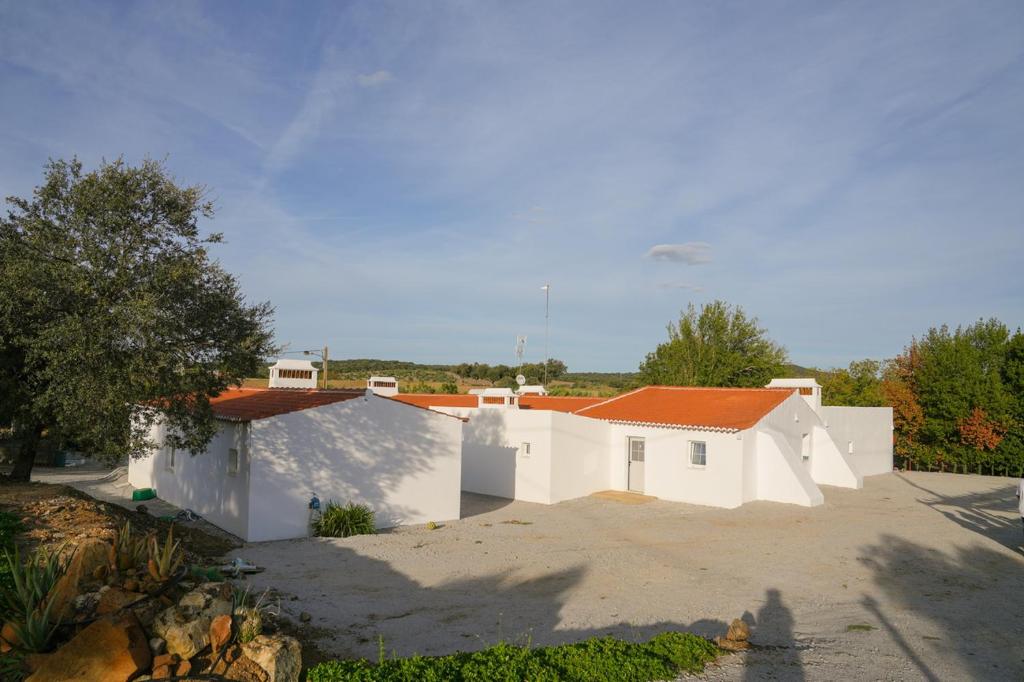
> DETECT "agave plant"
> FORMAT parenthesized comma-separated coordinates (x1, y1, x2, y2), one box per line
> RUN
(0, 545, 69, 622)
(8, 596, 62, 653)
(147, 526, 183, 582)
(0, 545, 69, 654)
(109, 521, 148, 573)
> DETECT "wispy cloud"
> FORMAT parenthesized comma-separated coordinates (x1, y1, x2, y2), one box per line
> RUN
(658, 282, 705, 292)
(357, 70, 394, 87)
(646, 243, 712, 265)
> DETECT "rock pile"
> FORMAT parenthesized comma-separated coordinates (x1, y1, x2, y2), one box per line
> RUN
(714, 617, 752, 651)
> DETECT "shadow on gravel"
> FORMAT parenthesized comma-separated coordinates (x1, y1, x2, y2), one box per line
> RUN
(894, 474, 1023, 553)
(742, 588, 804, 682)
(859, 534, 1024, 680)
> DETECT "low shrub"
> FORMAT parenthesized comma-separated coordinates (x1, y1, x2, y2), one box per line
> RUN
(0, 511, 25, 595)
(314, 502, 376, 538)
(307, 632, 719, 682)
(0, 544, 70, 653)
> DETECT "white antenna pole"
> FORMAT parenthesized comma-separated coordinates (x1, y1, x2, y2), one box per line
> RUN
(541, 284, 550, 385)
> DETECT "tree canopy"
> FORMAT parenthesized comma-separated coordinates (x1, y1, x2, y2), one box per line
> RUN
(638, 300, 787, 388)
(0, 158, 275, 480)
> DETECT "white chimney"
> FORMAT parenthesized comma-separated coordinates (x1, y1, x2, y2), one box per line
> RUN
(765, 378, 821, 413)
(268, 359, 318, 389)
(478, 387, 519, 409)
(367, 376, 399, 397)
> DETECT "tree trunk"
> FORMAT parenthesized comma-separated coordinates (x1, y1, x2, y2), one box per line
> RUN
(9, 422, 44, 482)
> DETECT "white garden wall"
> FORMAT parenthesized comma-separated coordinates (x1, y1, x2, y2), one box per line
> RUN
(548, 412, 611, 503)
(754, 429, 823, 506)
(247, 394, 462, 541)
(127, 419, 251, 539)
(820, 406, 894, 477)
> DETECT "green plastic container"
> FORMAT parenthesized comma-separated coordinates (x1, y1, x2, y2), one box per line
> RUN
(132, 488, 156, 501)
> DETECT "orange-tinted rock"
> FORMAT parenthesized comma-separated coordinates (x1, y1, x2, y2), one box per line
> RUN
(26, 612, 152, 682)
(210, 614, 232, 653)
(48, 539, 111, 619)
(96, 587, 143, 615)
(1, 621, 20, 652)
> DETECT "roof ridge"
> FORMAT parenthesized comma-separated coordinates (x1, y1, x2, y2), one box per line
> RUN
(574, 385, 650, 414)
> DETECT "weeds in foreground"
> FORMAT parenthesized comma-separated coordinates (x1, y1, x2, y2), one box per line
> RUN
(308, 631, 720, 682)
(314, 502, 376, 538)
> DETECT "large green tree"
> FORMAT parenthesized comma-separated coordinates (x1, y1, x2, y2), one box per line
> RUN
(638, 300, 787, 387)
(0, 158, 275, 480)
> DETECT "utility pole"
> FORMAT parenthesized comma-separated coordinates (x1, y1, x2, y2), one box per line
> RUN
(322, 345, 329, 389)
(541, 284, 550, 385)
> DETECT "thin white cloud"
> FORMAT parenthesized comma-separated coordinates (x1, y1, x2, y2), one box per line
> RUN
(646, 242, 712, 265)
(658, 282, 705, 292)
(356, 70, 394, 87)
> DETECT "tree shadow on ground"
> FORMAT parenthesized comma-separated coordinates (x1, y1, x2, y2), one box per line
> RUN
(244, 539, 804, 680)
(894, 473, 1023, 554)
(858, 533, 1024, 680)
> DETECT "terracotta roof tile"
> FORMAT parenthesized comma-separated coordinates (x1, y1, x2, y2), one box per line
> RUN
(209, 388, 365, 421)
(389, 394, 478, 409)
(574, 386, 795, 431)
(519, 396, 605, 412)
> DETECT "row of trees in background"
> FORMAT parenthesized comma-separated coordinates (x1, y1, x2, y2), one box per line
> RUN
(640, 300, 1024, 476)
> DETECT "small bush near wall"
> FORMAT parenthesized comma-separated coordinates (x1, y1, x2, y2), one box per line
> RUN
(307, 631, 719, 681)
(314, 502, 376, 538)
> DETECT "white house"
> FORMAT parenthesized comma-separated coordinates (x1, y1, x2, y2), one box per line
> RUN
(268, 358, 318, 389)
(128, 387, 464, 541)
(394, 380, 893, 509)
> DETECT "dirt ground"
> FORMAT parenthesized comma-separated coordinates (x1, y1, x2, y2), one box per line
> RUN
(238, 472, 1024, 681)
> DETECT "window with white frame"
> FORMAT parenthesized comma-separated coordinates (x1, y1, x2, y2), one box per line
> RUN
(227, 448, 240, 475)
(689, 441, 707, 468)
(166, 447, 176, 471)
(520, 442, 531, 458)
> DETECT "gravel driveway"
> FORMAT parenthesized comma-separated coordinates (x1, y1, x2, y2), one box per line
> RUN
(239, 472, 1024, 680)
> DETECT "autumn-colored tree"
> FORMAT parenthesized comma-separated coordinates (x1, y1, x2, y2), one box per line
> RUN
(957, 407, 1005, 451)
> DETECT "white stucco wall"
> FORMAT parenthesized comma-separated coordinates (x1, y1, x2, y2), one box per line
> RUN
(246, 395, 462, 542)
(606, 424, 746, 508)
(127, 419, 252, 538)
(756, 393, 862, 490)
(820, 406, 894, 477)
(456, 407, 556, 504)
(548, 412, 612, 503)
(754, 429, 824, 506)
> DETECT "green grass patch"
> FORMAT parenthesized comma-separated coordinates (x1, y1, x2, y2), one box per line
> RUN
(307, 632, 719, 682)
(314, 502, 376, 538)
(846, 623, 876, 632)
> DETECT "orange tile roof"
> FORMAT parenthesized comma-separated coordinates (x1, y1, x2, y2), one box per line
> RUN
(574, 386, 795, 431)
(209, 388, 365, 421)
(519, 396, 605, 412)
(389, 394, 478, 409)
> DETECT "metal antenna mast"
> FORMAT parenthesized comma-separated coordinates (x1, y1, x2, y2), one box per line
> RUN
(541, 284, 550, 385)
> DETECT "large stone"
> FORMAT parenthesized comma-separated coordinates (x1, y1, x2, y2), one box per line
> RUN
(242, 634, 301, 682)
(48, 538, 111, 619)
(152, 583, 232, 659)
(1, 621, 20, 652)
(26, 612, 151, 682)
(96, 587, 144, 615)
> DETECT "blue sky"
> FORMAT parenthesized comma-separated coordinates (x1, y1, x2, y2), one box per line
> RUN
(2, 1, 1022, 371)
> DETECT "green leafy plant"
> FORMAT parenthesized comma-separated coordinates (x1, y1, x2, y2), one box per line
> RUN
(0, 545, 68, 622)
(147, 526, 183, 582)
(0, 652, 27, 681)
(0, 544, 69, 654)
(0, 511, 25, 595)
(307, 631, 719, 682)
(109, 521, 148, 573)
(314, 502, 376, 538)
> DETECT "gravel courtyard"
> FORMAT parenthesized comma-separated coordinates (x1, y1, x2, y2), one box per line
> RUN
(241, 472, 1024, 680)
